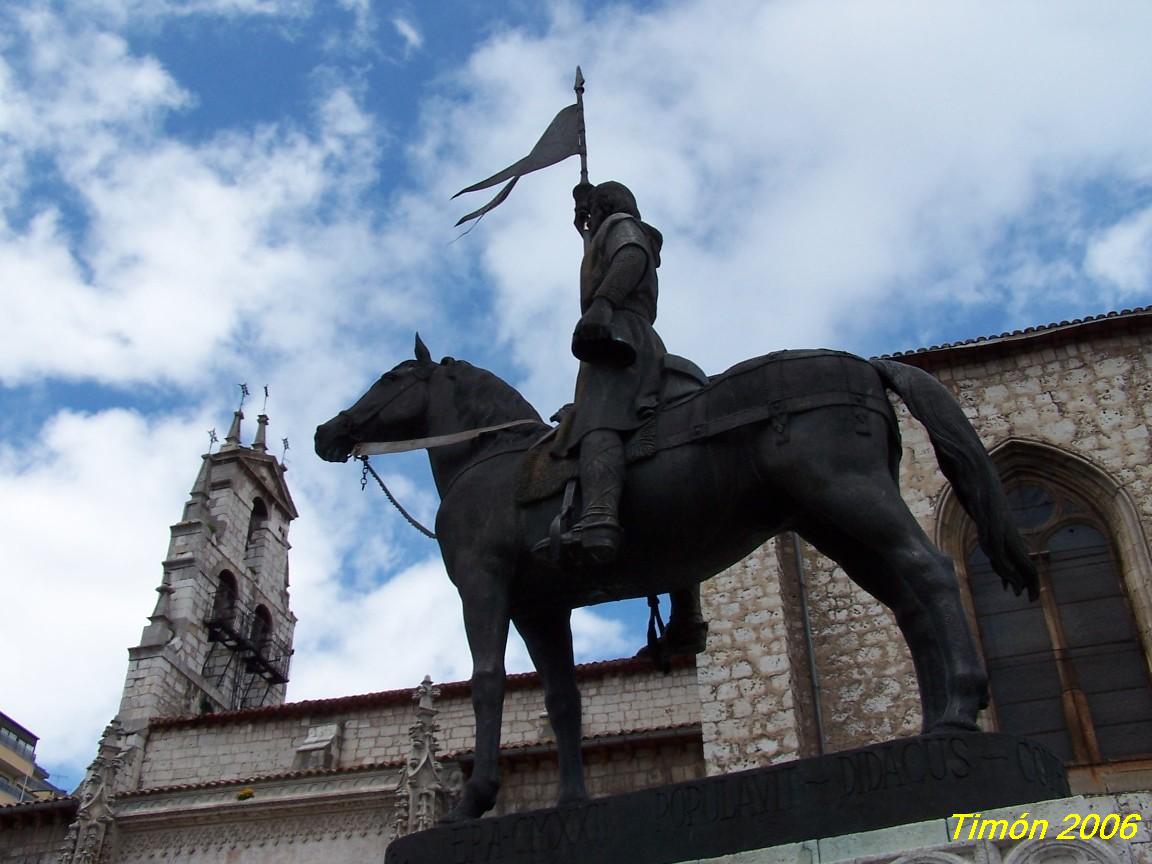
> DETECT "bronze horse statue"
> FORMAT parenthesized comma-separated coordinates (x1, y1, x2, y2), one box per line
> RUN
(315, 336, 1036, 821)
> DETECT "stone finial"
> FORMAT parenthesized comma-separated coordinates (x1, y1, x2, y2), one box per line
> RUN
(393, 675, 451, 837)
(221, 410, 244, 451)
(414, 674, 440, 713)
(60, 720, 133, 864)
(253, 414, 270, 452)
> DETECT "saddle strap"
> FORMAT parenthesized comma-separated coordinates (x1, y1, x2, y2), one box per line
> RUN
(657, 391, 894, 451)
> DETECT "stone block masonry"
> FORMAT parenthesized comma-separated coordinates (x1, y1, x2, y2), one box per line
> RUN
(137, 658, 701, 791)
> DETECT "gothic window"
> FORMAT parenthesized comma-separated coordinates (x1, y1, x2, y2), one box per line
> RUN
(966, 479, 1152, 764)
(210, 570, 238, 625)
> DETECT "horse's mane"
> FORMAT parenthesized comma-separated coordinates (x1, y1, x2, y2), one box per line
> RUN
(442, 359, 544, 428)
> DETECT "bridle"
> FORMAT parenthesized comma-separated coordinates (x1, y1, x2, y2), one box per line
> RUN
(344, 367, 539, 540)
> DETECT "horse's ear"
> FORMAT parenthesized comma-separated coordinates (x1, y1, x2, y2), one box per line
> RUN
(414, 333, 432, 364)
(440, 356, 455, 365)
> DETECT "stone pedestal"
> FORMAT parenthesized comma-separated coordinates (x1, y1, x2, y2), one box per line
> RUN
(384, 733, 1068, 864)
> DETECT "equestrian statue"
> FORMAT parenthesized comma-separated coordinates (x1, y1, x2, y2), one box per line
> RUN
(314, 71, 1038, 823)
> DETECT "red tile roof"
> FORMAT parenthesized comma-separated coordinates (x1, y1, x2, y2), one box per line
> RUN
(884, 306, 1152, 367)
(0, 796, 77, 826)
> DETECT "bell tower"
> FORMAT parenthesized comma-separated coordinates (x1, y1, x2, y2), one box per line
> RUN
(116, 409, 298, 733)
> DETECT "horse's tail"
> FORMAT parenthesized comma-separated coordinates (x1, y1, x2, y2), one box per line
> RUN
(869, 358, 1038, 601)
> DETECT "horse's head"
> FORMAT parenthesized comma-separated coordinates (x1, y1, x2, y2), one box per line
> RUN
(314, 335, 437, 463)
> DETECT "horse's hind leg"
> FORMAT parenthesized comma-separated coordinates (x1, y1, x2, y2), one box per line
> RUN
(515, 608, 587, 806)
(797, 522, 950, 732)
(796, 473, 987, 732)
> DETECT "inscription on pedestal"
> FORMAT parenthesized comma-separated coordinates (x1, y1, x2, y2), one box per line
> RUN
(384, 734, 1069, 864)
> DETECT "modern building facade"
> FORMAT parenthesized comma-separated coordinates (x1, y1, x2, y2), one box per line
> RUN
(0, 712, 63, 806)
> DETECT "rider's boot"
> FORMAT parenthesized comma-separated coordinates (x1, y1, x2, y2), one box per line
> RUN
(574, 429, 624, 564)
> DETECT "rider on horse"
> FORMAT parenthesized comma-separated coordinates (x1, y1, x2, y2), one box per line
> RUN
(544, 180, 708, 655)
(552, 180, 666, 564)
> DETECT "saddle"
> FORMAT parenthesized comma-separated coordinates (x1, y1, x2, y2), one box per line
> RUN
(517, 349, 895, 506)
(517, 354, 709, 504)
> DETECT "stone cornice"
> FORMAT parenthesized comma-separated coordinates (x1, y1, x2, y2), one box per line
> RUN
(114, 767, 401, 824)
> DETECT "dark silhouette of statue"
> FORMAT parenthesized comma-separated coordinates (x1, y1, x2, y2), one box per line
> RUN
(318, 98, 1041, 821)
(528, 181, 706, 656)
(549, 180, 666, 564)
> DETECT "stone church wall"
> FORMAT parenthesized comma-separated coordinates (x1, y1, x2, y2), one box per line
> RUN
(696, 542, 804, 776)
(137, 660, 701, 791)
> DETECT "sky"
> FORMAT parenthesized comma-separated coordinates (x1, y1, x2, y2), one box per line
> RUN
(2, 0, 1151, 793)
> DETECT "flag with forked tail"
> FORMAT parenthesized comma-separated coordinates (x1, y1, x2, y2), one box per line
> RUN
(453, 69, 588, 228)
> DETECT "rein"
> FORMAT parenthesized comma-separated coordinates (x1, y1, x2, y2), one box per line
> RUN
(359, 457, 438, 540)
(352, 419, 540, 456)
(355, 418, 542, 540)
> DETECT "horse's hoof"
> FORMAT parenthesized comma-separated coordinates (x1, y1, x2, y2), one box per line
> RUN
(439, 805, 477, 824)
(440, 778, 499, 823)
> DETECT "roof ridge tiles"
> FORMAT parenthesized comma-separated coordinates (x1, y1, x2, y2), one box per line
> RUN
(882, 305, 1151, 360)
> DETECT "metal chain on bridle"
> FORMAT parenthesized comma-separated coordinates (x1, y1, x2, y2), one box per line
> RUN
(352, 418, 540, 542)
(359, 456, 437, 540)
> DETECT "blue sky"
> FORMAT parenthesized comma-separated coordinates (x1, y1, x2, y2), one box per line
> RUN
(2, 0, 1151, 792)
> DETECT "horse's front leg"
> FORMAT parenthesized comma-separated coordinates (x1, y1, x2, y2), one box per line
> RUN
(515, 608, 587, 807)
(442, 562, 510, 822)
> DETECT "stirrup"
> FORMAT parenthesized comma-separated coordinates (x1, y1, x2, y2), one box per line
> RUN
(531, 479, 578, 568)
(530, 521, 621, 569)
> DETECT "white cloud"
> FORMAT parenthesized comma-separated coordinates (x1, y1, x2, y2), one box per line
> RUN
(80, 0, 314, 25)
(433, 0, 1152, 379)
(392, 16, 423, 54)
(0, 409, 213, 776)
(290, 558, 520, 698)
(0, 2, 413, 390)
(1085, 207, 1152, 297)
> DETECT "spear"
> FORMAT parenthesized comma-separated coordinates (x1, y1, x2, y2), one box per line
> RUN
(573, 66, 592, 249)
(575, 66, 588, 186)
